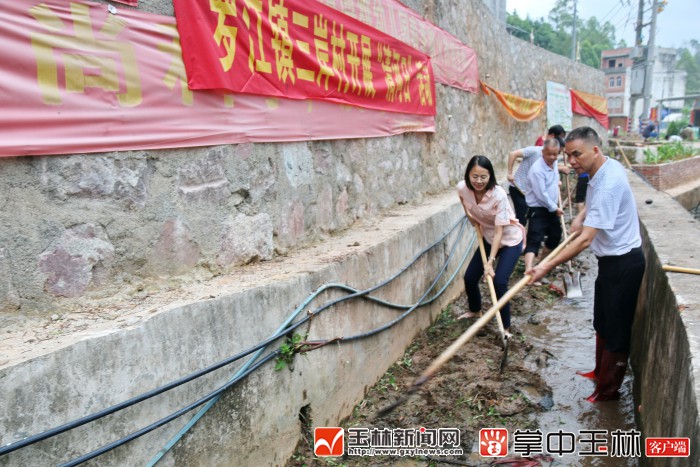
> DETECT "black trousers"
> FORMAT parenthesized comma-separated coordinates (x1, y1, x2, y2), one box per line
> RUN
(594, 247, 646, 353)
(524, 207, 562, 256)
(509, 185, 528, 227)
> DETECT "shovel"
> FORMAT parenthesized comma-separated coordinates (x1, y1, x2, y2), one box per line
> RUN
(372, 232, 580, 419)
(558, 189, 583, 298)
(475, 225, 509, 372)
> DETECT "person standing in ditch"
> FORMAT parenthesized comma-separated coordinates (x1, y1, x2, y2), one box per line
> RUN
(456, 155, 525, 337)
(522, 138, 564, 281)
(527, 126, 646, 402)
(507, 132, 569, 227)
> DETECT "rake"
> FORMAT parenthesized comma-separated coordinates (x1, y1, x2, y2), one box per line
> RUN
(372, 232, 580, 420)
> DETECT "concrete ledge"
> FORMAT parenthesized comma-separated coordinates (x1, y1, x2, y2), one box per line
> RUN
(665, 178, 700, 211)
(0, 192, 471, 466)
(630, 172, 700, 466)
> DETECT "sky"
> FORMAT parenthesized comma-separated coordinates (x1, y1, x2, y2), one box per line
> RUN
(506, 0, 698, 50)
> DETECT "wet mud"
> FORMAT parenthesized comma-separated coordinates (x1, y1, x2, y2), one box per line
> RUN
(288, 250, 637, 466)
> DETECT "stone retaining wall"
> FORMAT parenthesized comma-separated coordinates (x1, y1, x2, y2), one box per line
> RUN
(630, 173, 700, 466)
(0, 0, 606, 314)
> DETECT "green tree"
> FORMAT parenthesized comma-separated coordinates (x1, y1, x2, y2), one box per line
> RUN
(507, 0, 622, 68)
(677, 40, 700, 96)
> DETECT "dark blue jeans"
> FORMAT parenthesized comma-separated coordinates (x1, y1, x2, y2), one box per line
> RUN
(464, 239, 523, 329)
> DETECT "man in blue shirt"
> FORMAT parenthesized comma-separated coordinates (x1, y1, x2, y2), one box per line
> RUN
(527, 127, 645, 402)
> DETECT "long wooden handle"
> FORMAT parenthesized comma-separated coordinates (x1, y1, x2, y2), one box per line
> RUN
(419, 231, 580, 382)
(614, 140, 634, 169)
(475, 225, 505, 345)
(557, 189, 574, 272)
(564, 173, 574, 218)
(662, 265, 700, 275)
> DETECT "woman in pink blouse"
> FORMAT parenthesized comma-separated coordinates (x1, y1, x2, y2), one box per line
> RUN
(456, 155, 525, 335)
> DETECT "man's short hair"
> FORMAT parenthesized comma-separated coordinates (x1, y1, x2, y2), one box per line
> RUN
(543, 137, 560, 150)
(548, 125, 566, 137)
(566, 126, 601, 147)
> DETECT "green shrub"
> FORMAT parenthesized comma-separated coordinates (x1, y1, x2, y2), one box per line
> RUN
(665, 120, 690, 137)
(643, 142, 699, 164)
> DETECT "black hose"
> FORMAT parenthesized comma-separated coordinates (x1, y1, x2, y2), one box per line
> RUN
(0, 215, 468, 463)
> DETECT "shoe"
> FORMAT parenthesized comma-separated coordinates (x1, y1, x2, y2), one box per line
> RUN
(576, 334, 605, 380)
(586, 350, 628, 402)
(458, 311, 481, 320)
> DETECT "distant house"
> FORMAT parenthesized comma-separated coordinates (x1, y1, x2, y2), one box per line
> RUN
(601, 47, 687, 132)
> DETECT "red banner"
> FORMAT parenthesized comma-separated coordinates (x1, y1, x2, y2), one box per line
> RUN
(570, 89, 609, 129)
(319, 0, 478, 93)
(172, 0, 436, 116)
(0, 0, 434, 157)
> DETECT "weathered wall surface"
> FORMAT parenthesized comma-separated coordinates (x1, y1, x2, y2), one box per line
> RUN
(0, 193, 471, 466)
(632, 154, 700, 191)
(629, 174, 700, 466)
(0, 0, 605, 314)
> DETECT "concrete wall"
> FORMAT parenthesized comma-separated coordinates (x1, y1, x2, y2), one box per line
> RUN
(0, 0, 606, 314)
(630, 174, 700, 466)
(0, 193, 470, 466)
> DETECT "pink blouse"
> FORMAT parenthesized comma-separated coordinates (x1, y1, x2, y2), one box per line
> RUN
(456, 181, 525, 248)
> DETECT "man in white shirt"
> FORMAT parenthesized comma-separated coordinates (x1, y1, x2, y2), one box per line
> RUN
(507, 135, 569, 227)
(522, 139, 564, 273)
(527, 127, 646, 402)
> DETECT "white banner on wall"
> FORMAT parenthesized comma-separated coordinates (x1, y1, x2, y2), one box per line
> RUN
(546, 81, 573, 131)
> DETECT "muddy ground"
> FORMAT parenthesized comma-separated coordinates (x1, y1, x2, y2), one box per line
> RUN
(287, 257, 585, 467)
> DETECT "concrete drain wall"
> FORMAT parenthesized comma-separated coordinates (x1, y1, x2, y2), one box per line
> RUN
(630, 173, 700, 466)
(0, 193, 471, 466)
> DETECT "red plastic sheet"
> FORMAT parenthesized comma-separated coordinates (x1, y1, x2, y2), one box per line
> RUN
(0, 0, 434, 157)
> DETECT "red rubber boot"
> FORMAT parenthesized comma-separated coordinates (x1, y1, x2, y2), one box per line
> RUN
(586, 350, 628, 402)
(576, 334, 605, 380)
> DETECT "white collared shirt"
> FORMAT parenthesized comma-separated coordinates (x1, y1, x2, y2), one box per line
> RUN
(584, 157, 642, 256)
(525, 156, 558, 212)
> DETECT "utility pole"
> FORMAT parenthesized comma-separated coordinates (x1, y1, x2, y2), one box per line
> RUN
(628, 0, 646, 133)
(641, 0, 658, 124)
(635, 0, 645, 45)
(571, 0, 577, 60)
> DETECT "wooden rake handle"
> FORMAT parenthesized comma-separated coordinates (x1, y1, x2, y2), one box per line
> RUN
(557, 189, 574, 272)
(662, 265, 700, 275)
(418, 231, 580, 383)
(475, 225, 506, 347)
(613, 139, 634, 169)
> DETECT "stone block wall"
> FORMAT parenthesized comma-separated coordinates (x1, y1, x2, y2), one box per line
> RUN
(0, 0, 605, 314)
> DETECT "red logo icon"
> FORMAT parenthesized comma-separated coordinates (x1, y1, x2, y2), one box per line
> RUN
(645, 437, 690, 457)
(479, 428, 508, 457)
(314, 427, 344, 457)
